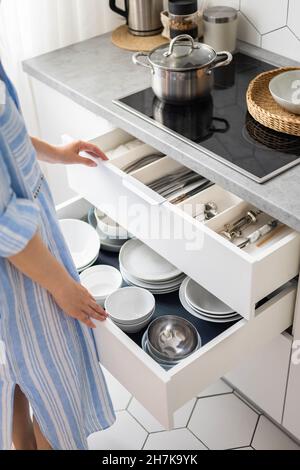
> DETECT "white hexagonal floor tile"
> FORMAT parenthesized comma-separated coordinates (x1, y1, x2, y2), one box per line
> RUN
(144, 429, 207, 451)
(88, 411, 147, 450)
(252, 416, 300, 450)
(262, 27, 300, 62)
(128, 398, 196, 433)
(240, 0, 288, 34)
(198, 379, 232, 398)
(288, 0, 300, 40)
(103, 368, 131, 411)
(188, 394, 258, 450)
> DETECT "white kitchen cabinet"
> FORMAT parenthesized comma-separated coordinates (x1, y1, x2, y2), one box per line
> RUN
(283, 287, 300, 440)
(225, 333, 292, 424)
(30, 78, 114, 205)
(66, 127, 300, 320)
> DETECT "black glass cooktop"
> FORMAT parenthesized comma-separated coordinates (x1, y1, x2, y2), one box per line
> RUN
(114, 53, 300, 183)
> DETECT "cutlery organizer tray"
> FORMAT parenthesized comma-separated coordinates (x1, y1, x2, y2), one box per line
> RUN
(67, 127, 300, 320)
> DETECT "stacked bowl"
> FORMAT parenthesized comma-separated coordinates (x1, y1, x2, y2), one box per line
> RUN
(59, 219, 100, 272)
(180, 277, 242, 323)
(119, 239, 185, 294)
(142, 315, 202, 370)
(105, 287, 155, 333)
(80, 265, 123, 306)
(93, 208, 130, 253)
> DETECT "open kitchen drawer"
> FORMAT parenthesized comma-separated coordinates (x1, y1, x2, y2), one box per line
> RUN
(56, 197, 297, 431)
(65, 128, 300, 319)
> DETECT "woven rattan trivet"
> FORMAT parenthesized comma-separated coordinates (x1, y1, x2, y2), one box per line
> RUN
(111, 25, 169, 52)
(247, 67, 300, 137)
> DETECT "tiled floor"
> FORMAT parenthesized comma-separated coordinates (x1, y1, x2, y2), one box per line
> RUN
(87, 369, 300, 451)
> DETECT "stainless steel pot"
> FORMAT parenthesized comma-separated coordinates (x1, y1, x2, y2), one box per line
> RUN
(133, 34, 233, 104)
(109, 0, 163, 37)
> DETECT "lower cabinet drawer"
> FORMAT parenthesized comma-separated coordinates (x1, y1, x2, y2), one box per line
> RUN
(93, 286, 296, 429)
(66, 128, 300, 320)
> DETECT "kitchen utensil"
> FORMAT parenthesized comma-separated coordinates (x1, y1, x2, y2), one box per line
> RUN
(169, 181, 213, 205)
(256, 224, 286, 248)
(194, 201, 218, 221)
(105, 286, 155, 324)
(109, 0, 164, 37)
(147, 315, 201, 361)
(203, 6, 238, 53)
(152, 94, 230, 141)
(236, 220, 279, 249)
(59, 219, 101, 271)
(122, 153, 163, 174)
(179, 278, 241, 323)
(269, 70, 300, 115)
(133, 34, 232, 104)
(168, 0, 199, 40)
(247, 66, 300, 137)
(80, 265, 123, 306)
(221, 209, 262, 242)
(120, 239, 182, 282)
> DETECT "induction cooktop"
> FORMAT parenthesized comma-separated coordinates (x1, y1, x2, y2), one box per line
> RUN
(114, 53, 300, 183)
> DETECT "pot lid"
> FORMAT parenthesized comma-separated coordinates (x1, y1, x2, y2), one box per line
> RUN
(149, 35, 216, 71)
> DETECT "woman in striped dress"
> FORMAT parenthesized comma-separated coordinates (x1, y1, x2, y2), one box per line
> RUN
(0, 59, 115, 450)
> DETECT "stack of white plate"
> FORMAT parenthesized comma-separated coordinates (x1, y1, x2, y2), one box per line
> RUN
(80, 265, 123, 306)
(119, 239, 185, 294)
(93, 208, 129, 253)
(59, 219, 101, 272)
(179, 277, 242, 323)
(105, 287, 155, 334)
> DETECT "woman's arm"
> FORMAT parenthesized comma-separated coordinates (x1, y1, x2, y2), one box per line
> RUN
(31, 137, 108, 167)
(9, 232, 108, 329)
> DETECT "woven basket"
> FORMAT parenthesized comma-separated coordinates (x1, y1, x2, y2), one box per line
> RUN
(247, 67, 300, 137)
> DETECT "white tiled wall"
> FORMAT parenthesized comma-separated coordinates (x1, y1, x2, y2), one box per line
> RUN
(205, 0, 300, 62)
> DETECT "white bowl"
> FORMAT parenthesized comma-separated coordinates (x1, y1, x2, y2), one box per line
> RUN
(113, 310, 155, 334)
(59, 219, 100, 271)
(94, 208, 129, 240)
(105, 287, 155, 324)
(80, 265, 123, 305)
(269, 70, 300, 115)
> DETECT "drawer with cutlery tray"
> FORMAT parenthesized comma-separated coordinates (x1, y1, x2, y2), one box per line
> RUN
(66, 127, 300, 320)
(56, 199, 297, 430)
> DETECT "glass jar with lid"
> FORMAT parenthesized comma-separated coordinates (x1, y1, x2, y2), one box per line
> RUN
(168, 0, 199, 40)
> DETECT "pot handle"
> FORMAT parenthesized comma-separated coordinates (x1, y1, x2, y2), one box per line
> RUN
(211, 51, 233, 69)
(132, 52, 154, 72)
(164, 34, 195, 58)
(210, 117, 230, 134)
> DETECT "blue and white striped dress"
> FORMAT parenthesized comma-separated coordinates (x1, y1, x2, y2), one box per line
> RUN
(0, 63, 115, 450)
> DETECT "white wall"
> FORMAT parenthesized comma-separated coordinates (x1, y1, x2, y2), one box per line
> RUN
(207, 0, 300, 62)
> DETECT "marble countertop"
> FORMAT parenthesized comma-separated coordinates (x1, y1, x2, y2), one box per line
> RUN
(23, 33, 300, 231)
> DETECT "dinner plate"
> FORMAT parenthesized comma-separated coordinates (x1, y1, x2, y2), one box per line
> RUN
(77, 254, 99, 273)
(120, 265, 185, 288)
(121, 270, 182, 294)
(185, 277, 235, 315)
(60, 219, 100, 271)
(120, 239, 182, 282)
(179, 278, 241, 324)
(184, 296, 238, 319)
(88, 208, 129, 253)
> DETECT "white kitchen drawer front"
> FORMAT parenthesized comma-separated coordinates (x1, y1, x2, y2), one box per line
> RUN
(67, 127, 300, 319)
(94, 285, 296, 430)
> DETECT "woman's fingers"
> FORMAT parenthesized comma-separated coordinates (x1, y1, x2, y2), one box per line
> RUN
(78, 141, 108, 161)
(78, 312, 96, 329)
(84, 306, 107, 322)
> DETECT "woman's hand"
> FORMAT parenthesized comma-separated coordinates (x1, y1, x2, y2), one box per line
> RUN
(52, 278, 109, 329)
(53, 140, 108, 167)
(31, 137, 108, 166)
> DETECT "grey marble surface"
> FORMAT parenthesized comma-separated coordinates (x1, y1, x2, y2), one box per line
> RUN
(23, 33, 300, 231)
